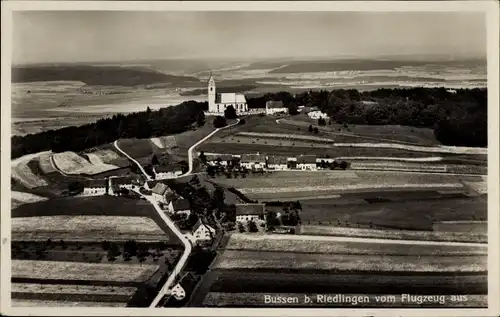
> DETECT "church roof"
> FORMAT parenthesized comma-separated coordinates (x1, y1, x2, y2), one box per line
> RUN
(220, 93, 246, 104)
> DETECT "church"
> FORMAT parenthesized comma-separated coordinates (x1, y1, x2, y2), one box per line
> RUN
(207, 75, 248, 113)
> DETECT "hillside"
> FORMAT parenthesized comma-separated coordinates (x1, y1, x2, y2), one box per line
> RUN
(12, 65, 202, 87)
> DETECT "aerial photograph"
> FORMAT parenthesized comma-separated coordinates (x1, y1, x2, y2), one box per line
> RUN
(7, 8, 489, 309)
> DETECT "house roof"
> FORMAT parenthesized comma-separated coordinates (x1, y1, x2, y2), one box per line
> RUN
(205, 154, 233, 162)
(241, 154, 266, 163)
(297, 155, 317, 164)
(236, 203, 265, 216)
(267, 156, 288, 165)
(172, 198, 191, 211)
(266, 100, 285, 109)
(193, 219, 215, 233)
(112, 176, 141, 185)
(83, 179, 107, 188)
(155, 164, 182, 173)
(178, 272, 199, 296)
(152, 182, 170, 195)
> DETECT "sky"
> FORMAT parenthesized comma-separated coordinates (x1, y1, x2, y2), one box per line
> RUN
(12, 11, 486, 64)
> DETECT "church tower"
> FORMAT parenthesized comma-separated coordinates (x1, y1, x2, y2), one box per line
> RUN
(208, 73, 216, 112)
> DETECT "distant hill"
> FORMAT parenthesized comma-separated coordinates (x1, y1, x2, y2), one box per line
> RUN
(180, 84, 258, 96)
(12, 65, 202, 87)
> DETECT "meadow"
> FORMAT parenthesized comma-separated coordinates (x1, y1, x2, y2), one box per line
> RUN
(12, 260, 160, 283)
(224, 234, 486, 256)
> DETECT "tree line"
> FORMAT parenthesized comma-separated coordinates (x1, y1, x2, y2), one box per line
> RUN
(12, 100, 206, 159)
(248, 87, 487, 147)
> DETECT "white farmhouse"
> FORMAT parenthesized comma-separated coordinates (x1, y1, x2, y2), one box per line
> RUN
(265, 100, 288, 115)
(307, 110, 329, 120)
(191, 219, 216, 242)
(266, 156, 288, 170)
(240, 154, 266, 171)
(207, 75, 248, 114)
(151, 182, 176, 204)
(297, 155, 318, 170)
(235, 204, 265, 222)
(154, 164, 183, 179)
(168, 198, 191, 216)
(81, 179, 107, 196)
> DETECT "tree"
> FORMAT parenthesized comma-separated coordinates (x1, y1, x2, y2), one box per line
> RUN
(238, 119, 246, 125)
(101, 240, 110, 251)
(196, 111, 205, 127)
(224, 106, 238, 119)
(339, 160, 349, 170)
(247, 220, 259, 233)
(265, 211, 281, 230)
(318, 118, 326, 126)
(308, 125, 313, 133)
(238, 222, 245, 233)
(151, 154, 159, 166)
(68, 181, 84, 195)
(313, 127, 319, 134)
(288, 101, 299, 115)
(213, 116, 227, 128)
(199, 151, 207, 164)
(206, 165, 216, 177)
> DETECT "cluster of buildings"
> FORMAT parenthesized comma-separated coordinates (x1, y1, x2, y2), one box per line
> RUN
(307, 110, 329, 120)
(79, 175, 144, 197)
(204, 153, 343, 171)
(153, 163, 184, 179)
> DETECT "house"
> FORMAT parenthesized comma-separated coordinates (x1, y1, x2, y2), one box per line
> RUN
(208, 75, 248, 114)
(265, 100, 288, 115)
(297, 155, 317, 170)
(266, 156, 288, 170)
(154, 164, 183, 179)
(168, 198, 191, 216)
(235, 203, 265, 222)
(205, 154, 233, 167)
(307, 110, 329, 120)
(191, 219, 216, 242)
(240, 154, 266, 170)
(110, 176, 141, 191)
(170, 273, 199, 301)
(151, 182, 176, 204)
(287, 156, 298, 169)
(81, 179, 107, 196)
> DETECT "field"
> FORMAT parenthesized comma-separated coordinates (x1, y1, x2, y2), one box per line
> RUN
(150, 135, 178, 149)
(224, 234, 486, 256)
(212, 170, 468, 201)
(11, 196, 178, 242)
(52, 151, 119, 175)
(201, 292, 487, 308)
(298, 195, 487, 231)
(84, 149, 129, 167)
(11, 152, 51, 188)
(12, 283, 137, 297)
(116, 138, 154, 163)
(12, 260, 160, 283)
(202, 269, 487, 296)
(199, 142, 443, 158)
(281, 116, 440, 145)
(12, 215, 164, 236)
(11, 300, 127, 307)
(11, 191, 49, 209)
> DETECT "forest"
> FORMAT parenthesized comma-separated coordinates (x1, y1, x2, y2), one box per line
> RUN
(11, 101, 205, 159)
(11, 87, 487, 159)
(263, 87, 487, 147)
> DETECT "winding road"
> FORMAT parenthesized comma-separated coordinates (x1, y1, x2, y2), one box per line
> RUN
(113, 119, 240, 307)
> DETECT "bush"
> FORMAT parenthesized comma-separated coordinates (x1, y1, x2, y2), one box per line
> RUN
(213, 116, 227, 128)
(238, 118, 246, 125)
(224, 106, 238, 119)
